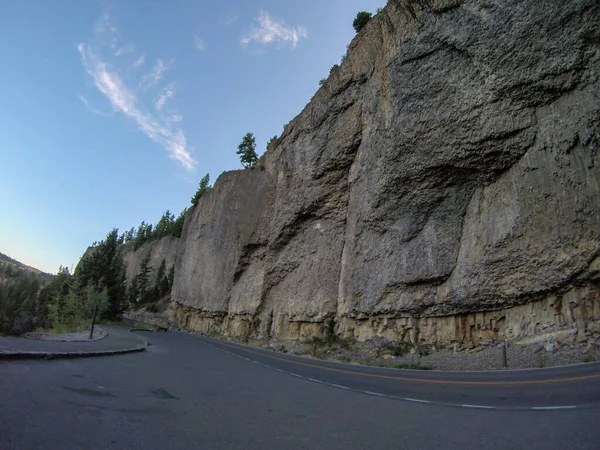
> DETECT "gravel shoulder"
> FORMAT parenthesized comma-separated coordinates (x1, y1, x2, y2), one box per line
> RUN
(244, 330, 600, 371)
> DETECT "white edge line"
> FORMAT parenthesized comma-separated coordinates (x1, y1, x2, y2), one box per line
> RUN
(331, 384, 350, 390)
(532, 406, 577, 410)
(461, 404, 495, 409)
(364, 391, 385, 397)
(275, 368, 284, 373)
(308, 378, 323, 384)
(404, 398, 431, 404)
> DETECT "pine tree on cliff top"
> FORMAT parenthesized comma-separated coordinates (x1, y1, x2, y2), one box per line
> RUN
(236, 132, 258, 168)
(191, 174, 211, 206)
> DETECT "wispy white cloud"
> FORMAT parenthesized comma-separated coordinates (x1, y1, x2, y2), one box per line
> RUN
(132, 53, 145, 68)
(77, 14, 195, 171)
(155, 83, 176, 111)
(224, 14, 239, 27)
(114, 43, 135, 56)
(194, 35, 206, 51)
(141, 59, 168, 91)
(93, 9, 116, 35)
(78, 94, 112, 117)
(241, 11, 307, 48)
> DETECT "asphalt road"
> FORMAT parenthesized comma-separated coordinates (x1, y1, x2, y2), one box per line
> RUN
(1, 328, 599, 450)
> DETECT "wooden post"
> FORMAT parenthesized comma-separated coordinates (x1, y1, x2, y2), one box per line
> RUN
(313, 342, 317, 357)
(89, 304, 98, 340)
(502, 340, 508, 369)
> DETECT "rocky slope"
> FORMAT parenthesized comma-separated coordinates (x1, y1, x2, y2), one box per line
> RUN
(124, 0, 600, 347)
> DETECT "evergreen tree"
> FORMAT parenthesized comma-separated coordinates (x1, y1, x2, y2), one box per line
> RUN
(155, 259, 166, 293)
(160, 273, 170, 298)
(136, 253, 153, 304)
(128, 276, 140, 308)
(133, 222, 153, 250)
(154, 210, 175, 238)
(170, 209, 187, 238)
(74, 228, 126, 318)
(133, 221, 147, 249)
(36, 266, 71, 329)
(124, 227, 136, 243)
(167, 264, 175, 292)
(267, 135, 278, 149)
(151, 259, 171, 298)
(236, 132, 258, 168)
(353, 11, 372, 33)
(191, 174, 212, 206)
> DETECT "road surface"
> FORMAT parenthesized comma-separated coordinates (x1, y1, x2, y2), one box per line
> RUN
(1, 328, 598, 449)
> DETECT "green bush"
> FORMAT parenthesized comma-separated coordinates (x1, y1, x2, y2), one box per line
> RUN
(353, 11, 372, 33)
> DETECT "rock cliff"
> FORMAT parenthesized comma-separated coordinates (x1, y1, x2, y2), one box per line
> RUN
(122, 237, 180, 289)
(125, 0, 600, 346)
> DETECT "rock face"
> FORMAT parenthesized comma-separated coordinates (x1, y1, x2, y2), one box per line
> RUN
(121, 237, 180, 289)
(133, 0, 600, 345)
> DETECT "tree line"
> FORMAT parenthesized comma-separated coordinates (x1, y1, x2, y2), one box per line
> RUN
(120, 209, 187, 251)
(0, 259, 47, 335)
(0, 225, 183, 336)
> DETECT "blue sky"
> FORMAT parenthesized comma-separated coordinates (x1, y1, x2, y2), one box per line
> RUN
(0, 0, 383, 274)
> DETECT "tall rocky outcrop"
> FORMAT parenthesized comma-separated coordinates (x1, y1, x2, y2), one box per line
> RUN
(124, 0, 600, 345)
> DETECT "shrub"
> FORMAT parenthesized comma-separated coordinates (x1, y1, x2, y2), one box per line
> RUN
(353, 11, 373, 33)
(383, 341, 412, 357)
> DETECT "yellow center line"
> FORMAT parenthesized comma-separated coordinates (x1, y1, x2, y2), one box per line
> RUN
(213, 339, 600, 386)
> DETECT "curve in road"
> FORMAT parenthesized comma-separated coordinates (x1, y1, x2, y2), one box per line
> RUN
(197, 333, 600, 411)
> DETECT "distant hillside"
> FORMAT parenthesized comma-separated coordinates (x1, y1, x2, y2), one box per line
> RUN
(0, 252, 54, 282)
(0, 252, 56, 335)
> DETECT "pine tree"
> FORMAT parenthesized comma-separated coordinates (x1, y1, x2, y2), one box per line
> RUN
(236, 132, 258, 168)
(160, 274, 170, 297)
(353, 11, 372, 33)
(128, 276, 140, 307)
(267, 135, 278, 149)
(170, 209, 187, 238)
(124, 227, 135, 243)
(155, 210, 174, 238)
(155, 259, 169, 298)
(167, 265, 175, 292)
(137, 254, 152, 303)
(191, 174, 212, 206)
(74, 228, 126, 318)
